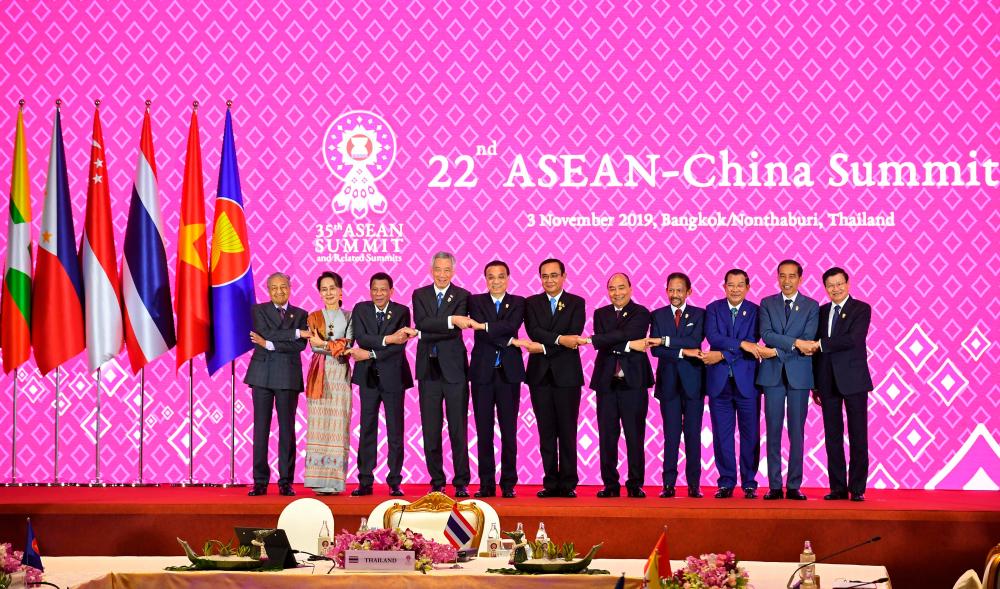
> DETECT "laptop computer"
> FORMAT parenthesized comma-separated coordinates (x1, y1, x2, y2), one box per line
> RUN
(234, 527, 298, 569)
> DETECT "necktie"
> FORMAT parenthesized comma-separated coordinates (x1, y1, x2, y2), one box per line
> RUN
(376, 310, 385, 330)
(278, 306, 286, 321)
(436, 292, 443, 308)
(674, 308, 681, 328)
(550, 297, 557, 315)
(831, 304, 841, 335)
(784, 299, 792, 321)
(495, 299, 501, 317)
(731, 307, 738, 326)
(432, 292, 443, 357)
(614, 308, 623, 376)
(494, 299, 502, 367)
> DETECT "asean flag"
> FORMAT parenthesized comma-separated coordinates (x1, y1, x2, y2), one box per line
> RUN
(206, 106, 255, 375)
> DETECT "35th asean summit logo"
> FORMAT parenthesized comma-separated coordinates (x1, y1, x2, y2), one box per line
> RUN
(323, 110, 397, 219)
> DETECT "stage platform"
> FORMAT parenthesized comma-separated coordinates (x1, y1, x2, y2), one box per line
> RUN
(2, 484, 997, 588)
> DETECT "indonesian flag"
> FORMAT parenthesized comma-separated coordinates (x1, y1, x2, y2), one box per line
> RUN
(1, 104, 32, 373)
(174, 105, 210, 368)
(443, 503, 475, 549)
(81, 103, 123, 372)
(122, 105, 176, 373)
(31, 105, 85, 375)
(643, 529, 672, 587)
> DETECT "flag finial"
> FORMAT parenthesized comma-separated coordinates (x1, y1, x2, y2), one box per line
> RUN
(145, 99, 151, 109)
(226, 99, 233, 108)
(55, 99, 61, 109)
(94, 99, 101, 108)
(192, 100, 199, 110)
(18, 98, 25, 108)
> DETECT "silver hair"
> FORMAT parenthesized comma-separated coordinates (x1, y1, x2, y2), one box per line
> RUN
(431, 251, 456, 267)
(266, 272, 291, 286)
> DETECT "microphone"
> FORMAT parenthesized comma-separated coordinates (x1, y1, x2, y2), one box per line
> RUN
(785, 536, 882, 589)
(841, 577, 889, 589)
(291, 549, 332, 561)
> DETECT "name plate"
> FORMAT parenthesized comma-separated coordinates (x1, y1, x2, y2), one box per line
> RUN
(343, 550, 416, 571)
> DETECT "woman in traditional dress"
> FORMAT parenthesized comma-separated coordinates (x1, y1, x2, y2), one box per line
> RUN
(304, 271, 353, 494)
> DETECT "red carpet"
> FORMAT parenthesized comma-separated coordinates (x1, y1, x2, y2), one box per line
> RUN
(2, 484, 998, 588)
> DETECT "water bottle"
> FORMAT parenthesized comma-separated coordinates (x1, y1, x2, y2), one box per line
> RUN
(535, 521, 548, 544)
(516, 521, 532, 559)
(799, 540, 816, 588)
(358, 516, 369, 533)
(317, 520, 331, 556)
(487, 523, 500, 557)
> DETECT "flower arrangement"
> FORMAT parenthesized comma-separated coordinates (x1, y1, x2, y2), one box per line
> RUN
(0, 543, 43, 588)
(661, 552, 751, 589)
(325, 527, 457, 574)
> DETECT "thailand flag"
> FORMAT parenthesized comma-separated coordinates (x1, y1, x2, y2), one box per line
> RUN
(122, 105, 175, 373)
(443, 503, 475, 549)
(31, 105, 85, 375)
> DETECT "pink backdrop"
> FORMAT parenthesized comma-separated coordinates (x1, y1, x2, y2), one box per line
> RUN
(0, 0, 997, 490)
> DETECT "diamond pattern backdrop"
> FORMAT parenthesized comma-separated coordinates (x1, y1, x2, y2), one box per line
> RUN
(0, 0, 997, 490)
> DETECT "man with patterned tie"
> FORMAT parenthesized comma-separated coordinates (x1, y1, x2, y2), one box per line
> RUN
(757, 259, 819, 501)
(809, 267, 873, 502)
(521, 258, 587, 498)
(347, 272, 415, 497)
(587, 273, 655, 498)
(650, 272, 707, 498)
(245, 272, 310, 497)
(412, 252, 473, 497)
(467, 260, 526, 498)
(702, 269, 762, 499)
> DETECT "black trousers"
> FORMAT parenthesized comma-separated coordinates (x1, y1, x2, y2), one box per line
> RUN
(357, 384, 405, 487)
(251, 387, 299, 486)
(472, 369, 521, 491)
(596, 379, 648, 490)
(659, 381, 705, 488)
(528, 383, 581, 493)
(821, 381, 869, 495)
(419, 377, 471, 487)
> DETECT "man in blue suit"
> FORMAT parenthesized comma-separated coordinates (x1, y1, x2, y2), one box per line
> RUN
(650, 272, 706, 498)
(702, 269, 762, 499)
(757, 259, 819, 500)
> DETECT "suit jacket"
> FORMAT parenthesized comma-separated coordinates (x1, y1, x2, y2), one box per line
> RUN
(524, 291, 585, 388)
(350, 300, 414, 392)
(756, 292, 819, 390)
(243, 302, 308, 391)
(468, 292, 526, 385)
(589, 301, 654, 392)
(412, 284, 470, 384)
(813, 296, 873, 397)
(650, 304, 705, 400)
(704, 298, 760, 399)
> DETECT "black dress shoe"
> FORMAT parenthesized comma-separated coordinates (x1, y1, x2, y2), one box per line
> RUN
(389, 485, 404, 497)
(786, 489, 808, 500)
(714, 487, 734, 499)
(659, 486, 675, 498)
(763, 489, 784, 500)
(351, 486, 373, 496)
(247, 484, 267, 496)
(824, 491, 849, 500)
(536, 488, 560, 498)
(278, 483, 295, 496)
(627, 487, 646, 498)
(501, 488, 516, 498)
(562, 489, 577, 498)
(850, 493, 865, 502)
(596, 487, 620, 498)
(474, 488, 496, 498)
(687, 487, 703, 498)
(454, 486, 470, 498)
(742, 487, 757, 499)
(430, 485, 445, 493)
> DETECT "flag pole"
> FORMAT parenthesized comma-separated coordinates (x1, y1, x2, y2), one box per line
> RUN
(186, 360, 195, 484)
(53, 367, 60, 485)
(130, 367, 155, 487)
(7, 369, 19, 486)
(89, 367, 105, 487)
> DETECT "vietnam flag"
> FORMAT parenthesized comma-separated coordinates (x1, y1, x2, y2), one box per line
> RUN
(32, 104, 85, 375)
(175, 104, 210, 368)
(1, 102, 33, 373)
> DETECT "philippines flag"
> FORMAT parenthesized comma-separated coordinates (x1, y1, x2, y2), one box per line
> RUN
(80, 102, 123, 372)
(206, 106, 254, 375)
(443, 503, 475, 549)
(122, 105, 175, 373)
(31, 105, 85, 375)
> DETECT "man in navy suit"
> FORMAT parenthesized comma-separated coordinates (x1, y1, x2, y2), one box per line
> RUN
(467, 260, 525, 499)
(412, 252, 472, 497)
(702, 269, 762, 499)
(245, 272, 310, 497)
(807, 267, 873, 502)
(757, 259, 819, 501)
(587, 273, 655, 498)
(650, 272, 706, 498)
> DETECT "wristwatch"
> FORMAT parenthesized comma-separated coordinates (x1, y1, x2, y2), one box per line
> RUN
(660, 336, 667, 347)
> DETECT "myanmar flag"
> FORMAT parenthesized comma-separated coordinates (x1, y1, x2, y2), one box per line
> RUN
(1, 104, 32, 373)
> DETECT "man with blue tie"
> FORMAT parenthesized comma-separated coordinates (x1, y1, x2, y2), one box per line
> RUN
(757, 259, 819, 501)
(650, 272, 706, 498)
(701, 269, 762, 499)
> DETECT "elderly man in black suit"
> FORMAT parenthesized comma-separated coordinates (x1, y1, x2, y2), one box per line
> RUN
(412, 252, 473, 497)
(246, 272, 310, 497)
(346, 272, 415, 497)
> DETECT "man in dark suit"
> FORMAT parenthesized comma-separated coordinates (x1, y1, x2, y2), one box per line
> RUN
(807, 267, 873, 502)
(702, 269, 762, 499)
(245, 272, 309, 497)
(346, 272, 415, 497)
(650, 272, 707, 498)
(587, 273, 654, 498)
(520, 258, 586, 498)
(757, 259, 819, 501)
(412, 252, 472, 497)
(467, 260, 525, 499)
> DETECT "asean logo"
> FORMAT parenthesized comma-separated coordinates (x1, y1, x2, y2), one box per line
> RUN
(323, 110, 397, 219)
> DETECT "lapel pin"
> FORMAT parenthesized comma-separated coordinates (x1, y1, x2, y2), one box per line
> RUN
(505, 303, 509, 309)
(684, 313, 689, 319)
(795, 305, 799, 312)
(623, 311, 628, 317)
(742, 310, 747, 316)
(841, 312, 847, 319)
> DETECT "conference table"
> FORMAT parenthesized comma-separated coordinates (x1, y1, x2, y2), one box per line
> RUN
(40, 555, 891, 588)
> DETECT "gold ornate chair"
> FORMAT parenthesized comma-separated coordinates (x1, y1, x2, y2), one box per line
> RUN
(984, 543, 1000, 589)
(375, 491, 495, 551)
